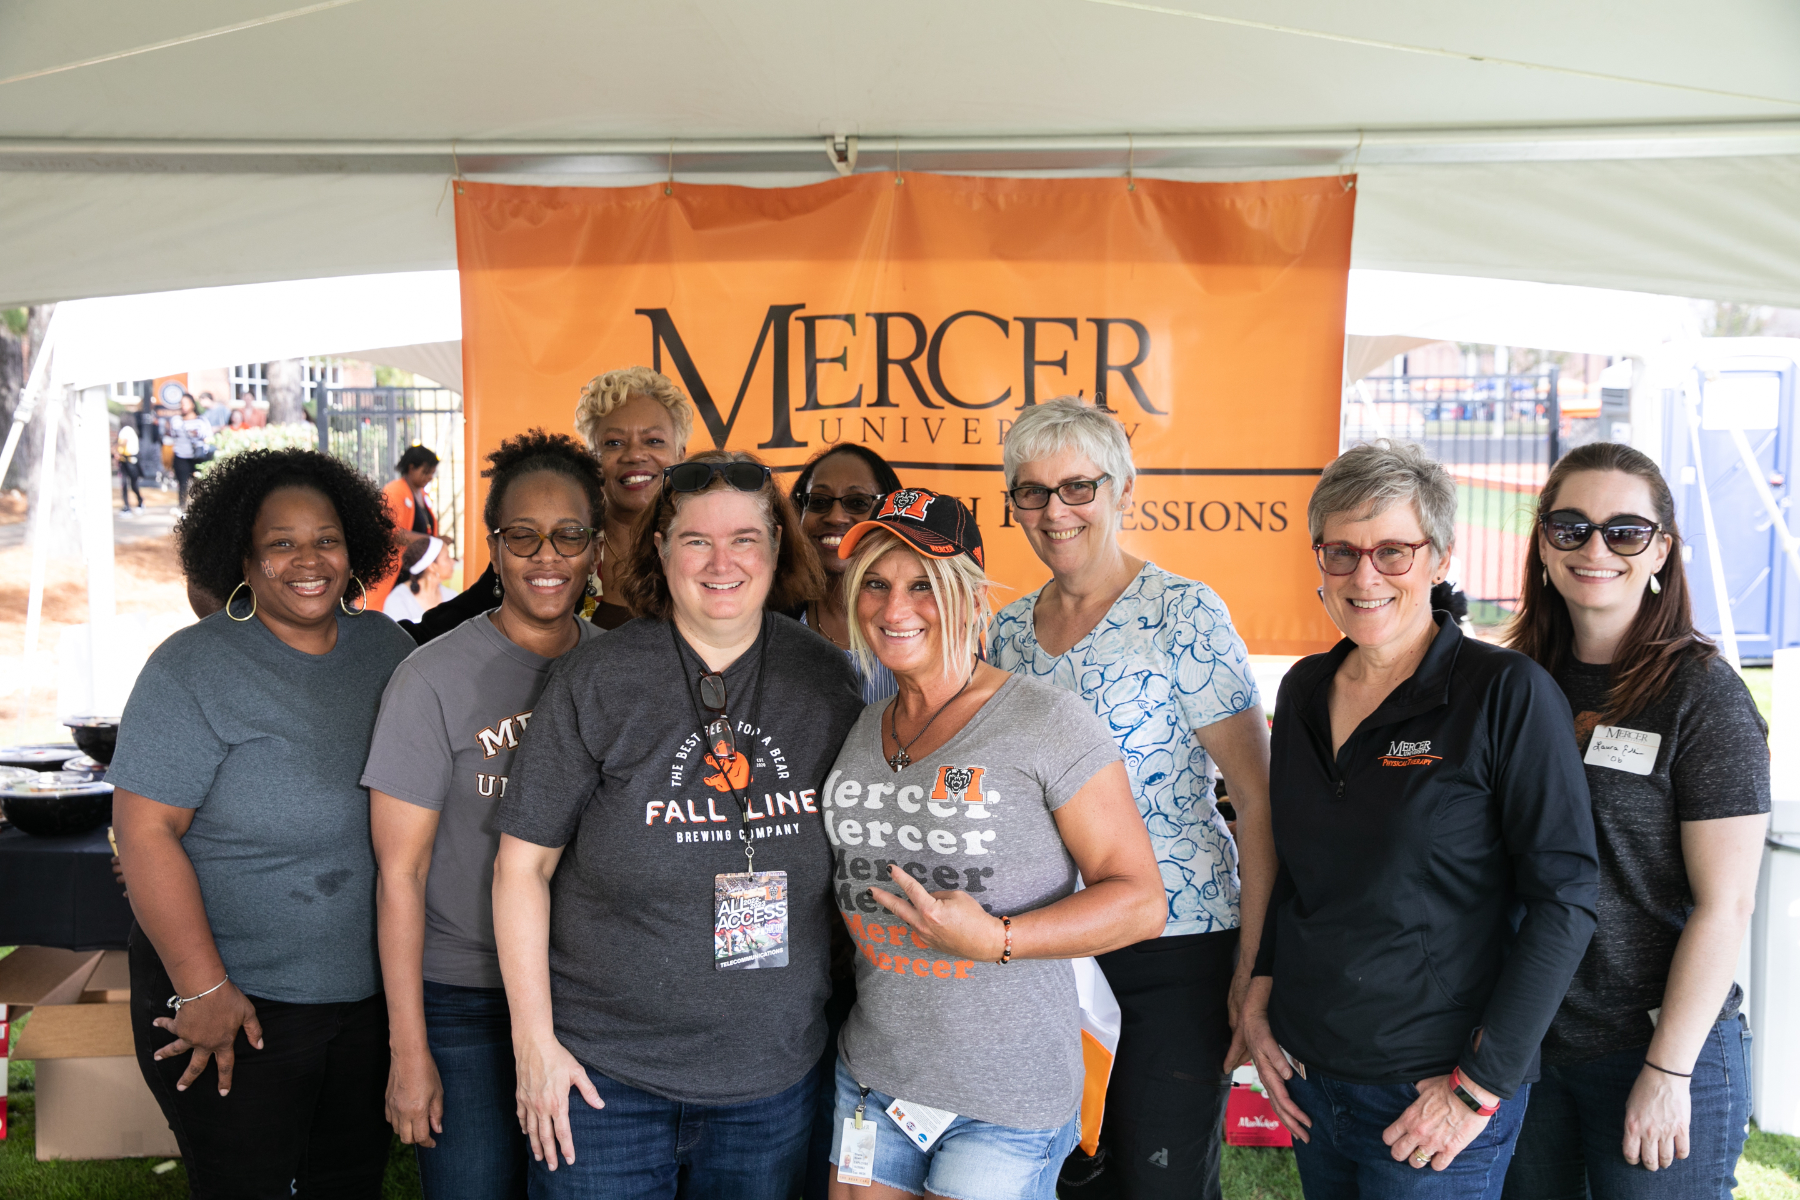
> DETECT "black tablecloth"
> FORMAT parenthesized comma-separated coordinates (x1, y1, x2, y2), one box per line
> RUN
(0, 825, 132, 950)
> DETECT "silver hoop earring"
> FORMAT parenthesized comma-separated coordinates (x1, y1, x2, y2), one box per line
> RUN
(340, 576, 368, 615)
(226, 580, 256, 622)
(1649, 574, 1662, 596)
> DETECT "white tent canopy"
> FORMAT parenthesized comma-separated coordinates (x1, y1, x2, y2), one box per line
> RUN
(3, 1, 1800, 307)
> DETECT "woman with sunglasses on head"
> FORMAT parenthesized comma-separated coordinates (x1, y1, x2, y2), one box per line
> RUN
(790, 445, 905, 704)
(1238, 440, 1599, 1200)
(989, 397, 1272, 1200)
(823, 489, 1166, 1200)
(109, 449, 415, 1199)
(1500, 443, 1768, 1200)
(403, 366, 696, 643)
(492, 449, 864, 1197)
(362, 432, 605, 1200)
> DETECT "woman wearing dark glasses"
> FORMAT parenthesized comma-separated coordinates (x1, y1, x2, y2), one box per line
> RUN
(362, 431, 605, 1200)
(492, 449, 863, 1198)
(1238, 439, 1598, 1200)
(1501, 442, 1768, 1200)
(989, 397, 1272, 1200)
(790, 445, 905, 704)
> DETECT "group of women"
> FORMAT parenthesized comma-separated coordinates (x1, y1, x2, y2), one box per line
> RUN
(106, 366, 1770, 1200)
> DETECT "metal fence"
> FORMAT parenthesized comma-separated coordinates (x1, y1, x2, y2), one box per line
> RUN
(1341, 371, 1559, 614)
(319, 387, 464, 550)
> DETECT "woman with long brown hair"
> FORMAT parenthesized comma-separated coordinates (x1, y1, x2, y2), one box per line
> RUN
(1502, 441, 1769, 1200)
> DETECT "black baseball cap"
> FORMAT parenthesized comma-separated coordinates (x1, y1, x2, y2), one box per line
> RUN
(838, 488, 984, 569)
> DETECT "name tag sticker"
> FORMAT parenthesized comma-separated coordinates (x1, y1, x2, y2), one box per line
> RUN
(713, 871, 789, 970)
(837, 1118, 876, 1186)
(1584, 726, 1662, 776)
(885, 1097, 956, 1152)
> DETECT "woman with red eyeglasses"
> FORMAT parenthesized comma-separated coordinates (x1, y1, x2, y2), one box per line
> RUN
(1500, 442, 1767, 1200)
(1237, 439, 1599, 1200)
(491, 449, 864, 1198)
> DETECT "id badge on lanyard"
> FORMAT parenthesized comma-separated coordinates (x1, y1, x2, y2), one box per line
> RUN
(713, 869, 789, 970)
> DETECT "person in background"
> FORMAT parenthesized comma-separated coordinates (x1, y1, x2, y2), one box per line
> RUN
(493, 449, 861, 1197)
(201, 390, 231, 430)
(170, 393, 213, 513)
(228, 406, 247, 431)
(111, 448, 412, 1199)
(1241, 439, 1598, 1200)
(402, 366, 697, 645)
(790, 444, 904, 704)
(989, 396, 1272, 1200)
(241, 388, 269, 430)
(824, 490, 1166, 1200)
(364, 431, 605, 1200)
(1502, 442, 1768, 1200)
(370, 445, 441, 615)
(382, 536, 459, 624)
(117, 416, 145, 513)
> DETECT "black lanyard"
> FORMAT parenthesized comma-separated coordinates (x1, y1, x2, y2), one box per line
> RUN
(672, 614, 772, 868)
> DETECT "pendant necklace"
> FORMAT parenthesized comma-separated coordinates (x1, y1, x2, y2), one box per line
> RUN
(809, 602, 850, 651)
(596, 530, 623, 599)
(885, 665, 975, 772)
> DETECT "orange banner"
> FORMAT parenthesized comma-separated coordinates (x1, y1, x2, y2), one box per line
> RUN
(455, 173, 1351, 654)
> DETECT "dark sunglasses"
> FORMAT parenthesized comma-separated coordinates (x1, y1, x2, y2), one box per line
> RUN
(797, 491, 881, 517)
(664, 461, 771, 495)
(699, 672, 736, 762)
(1540, 509, 1663, 557)
(493, 525, 596, 558)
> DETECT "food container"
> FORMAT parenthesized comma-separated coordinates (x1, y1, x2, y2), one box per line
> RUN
(59, 755, 108, 782)
(0, 772, 115, 838)
(0, 744, 83, 772)
(62, 717, 120, 766)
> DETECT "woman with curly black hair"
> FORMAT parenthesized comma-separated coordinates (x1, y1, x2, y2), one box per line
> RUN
(362, 430, 603, 1200)
(110, 448, 418, 1200)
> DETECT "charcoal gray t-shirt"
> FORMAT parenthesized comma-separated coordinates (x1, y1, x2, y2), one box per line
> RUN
(362, 611, 598, 989)
(108, 609, 417, 1004)
(832, 674, 1123, 1129)
(498, 613, 863, 1104)
(1544, 650, 1771, 1063)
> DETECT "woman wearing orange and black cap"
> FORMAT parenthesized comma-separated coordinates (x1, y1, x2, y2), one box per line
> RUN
(819, 489, 1165, 1200)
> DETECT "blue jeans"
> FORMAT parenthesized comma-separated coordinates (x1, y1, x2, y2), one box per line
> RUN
(530, 1061, 818, 1199)
(1286, 1070, 1528, 1200)
(1502, 1016, 1752, 1200)
(417, 981, 528, 1200)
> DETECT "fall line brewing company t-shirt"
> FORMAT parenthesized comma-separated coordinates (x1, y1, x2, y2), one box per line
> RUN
(498, 614, 864, 1105)
(829, 674, 1123, 1130)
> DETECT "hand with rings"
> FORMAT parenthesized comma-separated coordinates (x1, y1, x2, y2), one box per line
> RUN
(1382, 1072, 1497, 1171)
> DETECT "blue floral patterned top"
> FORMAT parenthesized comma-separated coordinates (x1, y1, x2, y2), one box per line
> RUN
(989, 562, 1259, 936)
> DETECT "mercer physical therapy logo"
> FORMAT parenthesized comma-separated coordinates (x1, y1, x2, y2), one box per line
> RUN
(477, 711, 532, 758)
(880, 489, 934, 521)
(1380, 738, 1441, 768)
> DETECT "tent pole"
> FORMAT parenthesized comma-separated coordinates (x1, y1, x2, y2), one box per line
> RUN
(1727, 425, 1800, 591)
(19, 385, 62, 697)
(0, 311, 60, 489)
(1682, 385, 1741, 670)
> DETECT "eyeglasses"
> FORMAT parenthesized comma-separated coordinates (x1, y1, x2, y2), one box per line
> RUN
(797, 491, 881, 517)
(1007, 477, 1109, 510)
(1540, 510, 1663, 557)
(698, 672, 736, 762)
(664, 461, 771, 494)
(1314, 540, 1433, 576)
(493, 525, 597, 558)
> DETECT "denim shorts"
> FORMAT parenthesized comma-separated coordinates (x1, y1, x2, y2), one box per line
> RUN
(828, 1057, 1080, 1200)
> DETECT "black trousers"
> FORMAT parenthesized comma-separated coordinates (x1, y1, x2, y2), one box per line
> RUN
(1059, 928, 1238, 1200)
(120, 459, 144, 508)
(129, 926, 392, 1200)
(172, 454, 199, 506)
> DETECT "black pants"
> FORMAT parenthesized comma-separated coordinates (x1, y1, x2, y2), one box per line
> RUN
(129, 926, 392, 1200)
(173, 454, 199, 507)
(120, 459, 144, 508)
(1059, 928, 1238, 1200)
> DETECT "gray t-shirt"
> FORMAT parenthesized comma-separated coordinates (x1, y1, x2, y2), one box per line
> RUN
(361, 611, 598, 989)
(831, 674, 1122, 1130)
(108, 609, 417, 1004)
(497, 614, 864, 1104)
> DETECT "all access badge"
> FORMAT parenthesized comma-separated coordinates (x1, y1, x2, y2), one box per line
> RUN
(714, 871, 789, 970)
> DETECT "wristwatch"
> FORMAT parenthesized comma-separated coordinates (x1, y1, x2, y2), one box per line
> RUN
(1452, 1068, 1499, 1117)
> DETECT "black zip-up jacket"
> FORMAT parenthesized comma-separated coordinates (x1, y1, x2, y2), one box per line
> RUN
(1253, 614, 1598, 1099)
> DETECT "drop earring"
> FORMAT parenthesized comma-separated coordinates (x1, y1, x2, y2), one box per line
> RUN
(493, 575, 503, 599)
(1649, 574, 1662, 596)
(1542, 568, 1549, 587)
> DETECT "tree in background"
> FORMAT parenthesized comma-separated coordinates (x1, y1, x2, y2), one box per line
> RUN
(266, 357, 306, 425)
(0, 304, 57, 492)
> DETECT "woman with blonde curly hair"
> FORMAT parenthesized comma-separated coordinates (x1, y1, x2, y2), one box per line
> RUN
(403, 366, 697, 641)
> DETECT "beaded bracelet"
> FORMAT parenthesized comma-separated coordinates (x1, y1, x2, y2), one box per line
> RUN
(997, 915, 1013, 964)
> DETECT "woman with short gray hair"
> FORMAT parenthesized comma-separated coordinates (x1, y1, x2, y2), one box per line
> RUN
(990, 396, 1273, 1200)
(1237, 439, 1599, 1199)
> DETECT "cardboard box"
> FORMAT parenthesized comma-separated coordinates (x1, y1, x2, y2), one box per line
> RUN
(1225, 1083, 1294, 1147)
(79, 950, 130, 1004)
(0, 947, 105, 1010)
(14, 1002, 179, 1161)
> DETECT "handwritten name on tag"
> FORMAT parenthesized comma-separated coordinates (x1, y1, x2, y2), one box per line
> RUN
(1583, 725, 1661, 776)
